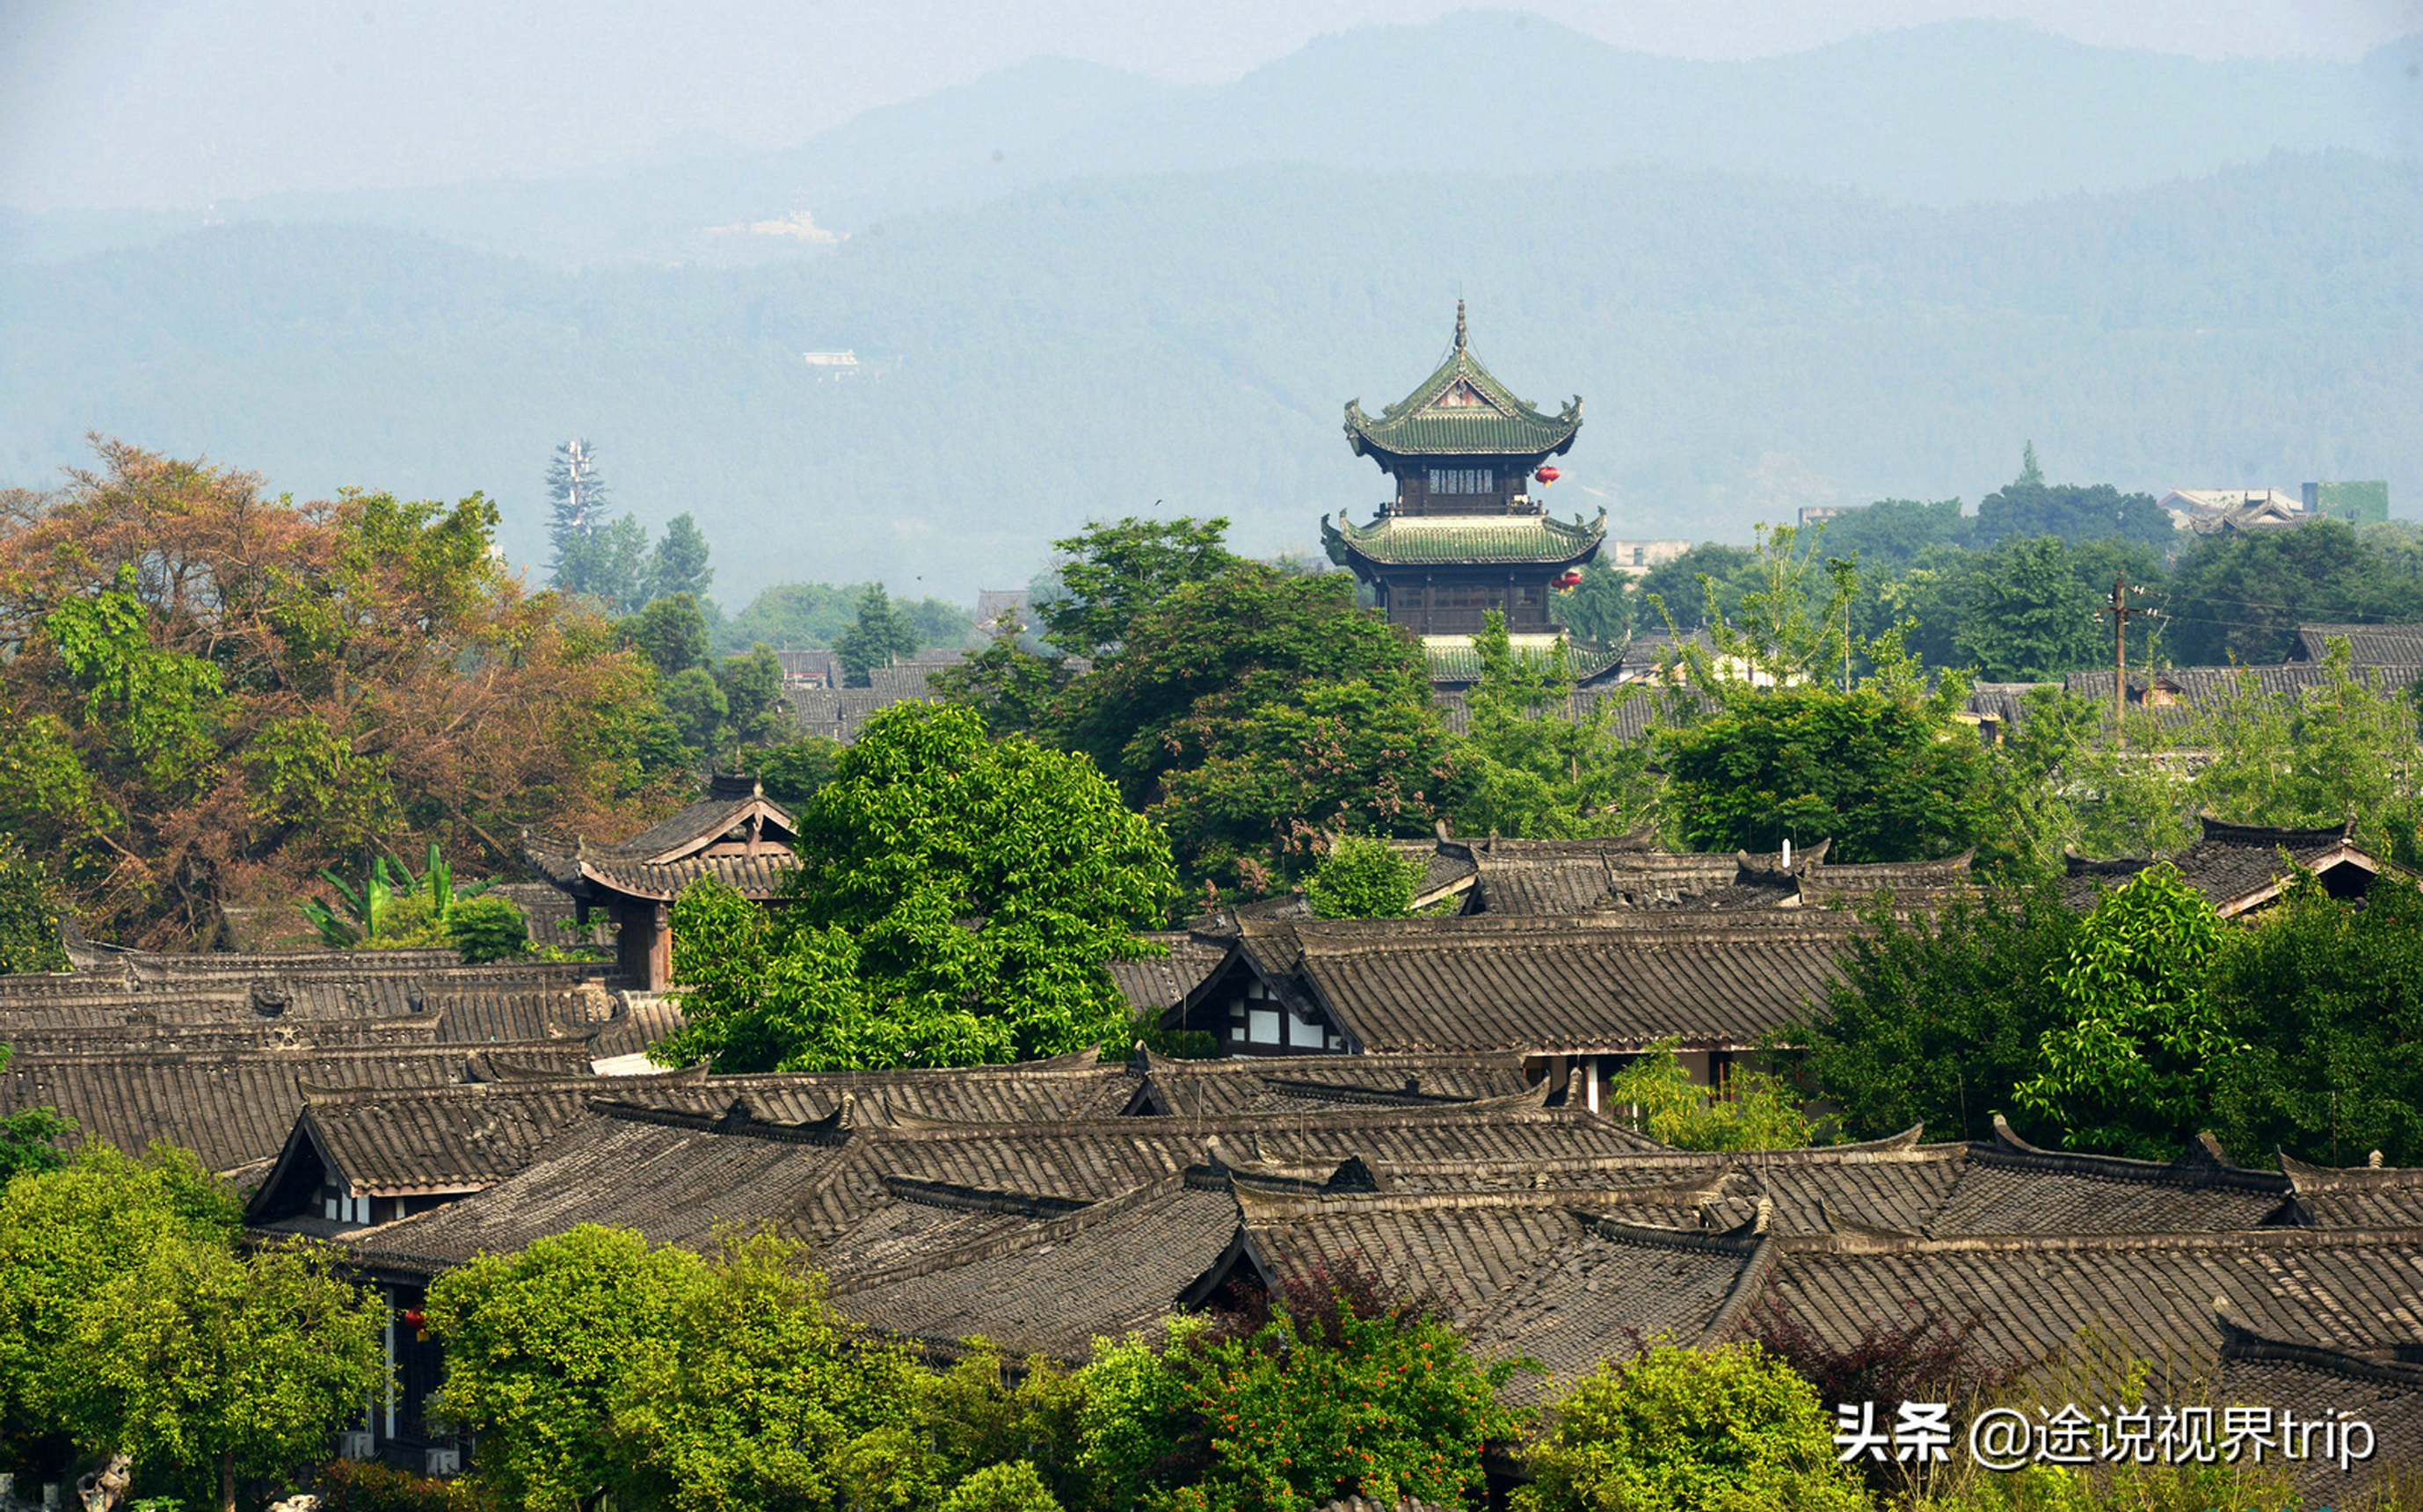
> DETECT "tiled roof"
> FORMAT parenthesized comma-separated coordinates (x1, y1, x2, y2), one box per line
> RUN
(2281, 1152, 2423, 1229)
(1324, 512, 1604, 567)
(1344, 318, 1581, 460)
(0, 1047, 491, 1177)
(1102, 934, 1228, 1015)
(1741, 1226, 2423, 1399)
(2064, 662, 2423, 715)
(1263, 914, 1855, 1054)
(2292, 622, 2423, 669)
(2216, 1315, 2423, 1501)
(2062, 816, 2386, 913)
(524, 847, 799, 903)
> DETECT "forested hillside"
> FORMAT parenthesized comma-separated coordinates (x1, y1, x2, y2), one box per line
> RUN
(3, 149, 2416, 603)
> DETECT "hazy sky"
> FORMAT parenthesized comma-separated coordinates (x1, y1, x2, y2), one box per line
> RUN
(4, 0, 2419, 209)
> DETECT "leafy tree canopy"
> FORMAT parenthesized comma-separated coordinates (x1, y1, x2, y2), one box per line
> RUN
(1974, 446, 2171, 549)
(1516, 1341, 1868, 1512)
(1037, 514, 1239, 660)
(0, 839, 69, 974)
(1795, 883, 2082, 1144)
(1455, 612, 1663, 841)
(0, 440, 687, 947)
(620, 592, 711, 679)
(643, 511, 715, 606)
(1603, 1041, 1814, 1151)
(835, 583, 920, 682)
(659, 702, 1174, 1071)
(723, 581, 970, 658)
(2165, 516, 2423, 665)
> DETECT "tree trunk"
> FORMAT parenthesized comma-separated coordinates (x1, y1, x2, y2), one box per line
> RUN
(76, 1453, 132, 1512)
(220, 1449, 235, 1512)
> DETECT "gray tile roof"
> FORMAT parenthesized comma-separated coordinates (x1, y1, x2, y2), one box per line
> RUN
(2062, 816, 2392, 913)
(2291, 622, 2423, 669)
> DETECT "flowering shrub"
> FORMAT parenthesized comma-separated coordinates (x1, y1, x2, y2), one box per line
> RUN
(1077, 1260, 1530, 1512)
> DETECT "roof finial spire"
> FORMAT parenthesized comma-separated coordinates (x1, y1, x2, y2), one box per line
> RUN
(1454, 298, 1466, 351)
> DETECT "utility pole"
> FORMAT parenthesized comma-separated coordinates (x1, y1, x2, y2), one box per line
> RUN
(2103, 571, 2150, 749)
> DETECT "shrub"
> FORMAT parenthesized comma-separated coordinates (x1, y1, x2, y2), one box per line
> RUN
(1603, 1040, 1814, 1150)
(1304, 834, 1419, 920)
(311, 1458, 490, 1512)
(445, 895, 528, 964)
(1516, 1341, 1870, 1512)
(1078, 1258, 1526, 1512)
(937, 1461, 1064, 1512)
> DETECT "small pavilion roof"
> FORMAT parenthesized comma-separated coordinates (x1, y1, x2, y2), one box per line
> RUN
(1343, 303, 1581, 462)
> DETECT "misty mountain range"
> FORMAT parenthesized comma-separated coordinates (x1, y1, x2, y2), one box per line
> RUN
(2, 12, 2418, 604)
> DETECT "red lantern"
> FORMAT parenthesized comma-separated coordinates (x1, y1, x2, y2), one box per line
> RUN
(1535, 466, 1561, 484)
(403, 1308, 426, 1331)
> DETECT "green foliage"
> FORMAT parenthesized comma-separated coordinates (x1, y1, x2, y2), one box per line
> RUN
(1952, 536, 2112, 681)
(446, 893, 529, 963)
(1797, 883, 2081, 1143)
(1454, 611, 1663, 840)
(661, 665, 731, 751)
(836, 1345, 1088, 1511)
(2208, 871, 2423, 1167)
(0, 1044, 73, 1181)
(52, 1236, 388, 1508)
(1663, 523, 1856, 690)
(1912, 1457, 2303, 1511)
(1817, 498, 1975, 571)
(557, 512, 652, 614)
(621, 593, 712, 679)
(2014, 864, 2235, 1160)
(0, 839, 69, 974)
(1548, 556, 1636, 643)
(1634, 544, 1757, 631)
(1602, 1041, 1815, 1151)
(936, 1462, 1063, 1512)
(659, 702, 1174, 1071)
(2165, 516, 2423, 665)
(298, 844, 494, 950)
(1303, 834, 1419, 920)
(644, 512, 716, 606)
(931, 617, 1081, 739)
(712, 646, 792, 749)
(1037, 515, 1241, 660)
(718, 581, 970, 658)
(747, 735, 846, 812)
(1078, 1268, 1528, 1512)
(44, 563, 227, 797)
(1975, 449, 2172, 549)
(2191, 637, 2423, 867)
(431, 1225, 915, 1512)
(1660, 685, 1988, 862)
(835, 583, 920, 682)
(1516, 1341, 1869, 1512)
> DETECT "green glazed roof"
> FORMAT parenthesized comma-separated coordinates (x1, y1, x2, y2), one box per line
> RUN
(1423, 639, 1625, 687)
(1322, 510, 1606, 567)
(1343, 303, 1582, 460)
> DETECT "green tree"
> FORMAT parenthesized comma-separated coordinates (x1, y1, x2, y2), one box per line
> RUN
(1974, 448, 2172, 549)
(1602, 1041, 1814, 1151)
(713, 646, 791, 748)
(557, 513, 652, 614)
(2190, 637, 2423, 867)
(2015, 864, 2236, 1160)
(1516, 1341, 1869, 1512)
(747, 735, 846, 812)
(1548, 556, 1635, 644)
(1660, 685, 1988, 862)
(0, 1045, 73, 1181)
(2209, 871, 2423, 1168)
(0, 838, 69, 973)
(930, 616, 1079, 739)
(1304, 834, 1420, 920)
(1817, 497, 1973, 572)
(621, 593, 712, 679)
(644, 512, 716, 606)
(661, 666, 731, 752)
(1037, 515, 1240, 659)
(54, 1236, 387, 1512)
(1078, 1266, 1528, 1512)
(1952, 536, 2108, 680)
(659, 702, 1174, 1071)
(835, 584, 920, 683)
(936, 1462, 1062, 1512)
(2165, 517, 2423, 665)
(1454, 612, 1663, 840)
(1794, 883, 2081, 1143)
(1152, 676, 1463, 899)
(1633, 543, 1757, 631)
(0, 1145, 245, 1487)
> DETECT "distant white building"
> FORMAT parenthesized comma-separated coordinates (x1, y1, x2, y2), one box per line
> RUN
(1602, 538, 1692, 577)
(802, 350, 860, 379)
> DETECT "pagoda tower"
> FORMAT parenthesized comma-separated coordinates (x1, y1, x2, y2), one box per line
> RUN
(1322, 303, 1607, 682)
